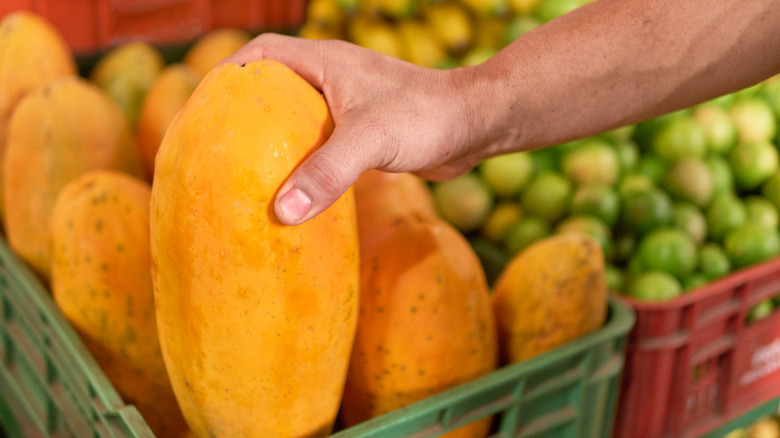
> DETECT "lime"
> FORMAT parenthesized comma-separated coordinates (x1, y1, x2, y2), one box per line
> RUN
(520, 171, 572, 223)
(705, 155, 735, 199)
(672, 202, 707, 244)
(480, 201, 523, 242)
(613, 140, 640, 175)
(529, 147, 560, 173)
(533, 0, 582, 22)
(728, 140, 779, 191)
(759, 76, 780, 122)
(744, 196, 779, 229)
(626, 253, 646, 276)
(636, 154, 669, 185)
(432, 172, 494, 233)
(600, 125, 637, 145)
(746, 299, 775, 323)
(724, 223, 780, 269)
(504, 215, 551, 256)
(729, 98, 778, 142)
(555, 214, 611, 256)
(478, 151, 534, 198)
(682, 273, 709, 291)
(605, 264, 625, 293)
(706, 193, 747, 242)
(663, 158, 713, 207)
(626, 271, 683, 301)
(569, 184, 620, 226)
(617, 173, 655, 200)
(761, 172, 780, 210)
(561, 138, 620, 186)
(698, 242, 731, 280)
(691, 103, 738, 155)
(637, 228, 698, 279)
(620, 188, 673, 235)
(632, 110, 688, 151)
(652, 116, 708, 162)
(503, 15, 541, 44)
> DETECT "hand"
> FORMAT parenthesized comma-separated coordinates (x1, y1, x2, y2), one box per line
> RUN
(223, 34, 490, 225)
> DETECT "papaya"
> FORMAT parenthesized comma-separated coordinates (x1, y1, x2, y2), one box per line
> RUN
(89, 41, 165, 129)
(3, 76, 144, 281)
(354, 169, 437, 241)
(150, 59, 359, 438)
(342, 212, 498, 437)
(0, 11, 76, 221)
(183, 27, 252, 78)
(136, 63, 199, 179)
(492, 232, 608, 364)
(50, 170, 190, 438)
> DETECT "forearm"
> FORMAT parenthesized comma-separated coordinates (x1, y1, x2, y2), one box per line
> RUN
(464, 0, 780, 154)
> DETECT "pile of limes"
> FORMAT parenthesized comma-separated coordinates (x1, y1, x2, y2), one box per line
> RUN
(431, 75, 780, 303)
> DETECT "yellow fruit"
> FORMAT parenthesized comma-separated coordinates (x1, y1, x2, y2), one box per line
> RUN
(305, 0, 345, 29)
(377, 0, 418, 18)
(183, 27, 252, 78)
(349, 16, 403, 58)
(461, 0, 508, 16)
(397, 19, 448, 67)
(89, 41, 164, 129)
(297, 23, 345, 40)
(426, 2, 474, 54)
(508, 0, 540, 13)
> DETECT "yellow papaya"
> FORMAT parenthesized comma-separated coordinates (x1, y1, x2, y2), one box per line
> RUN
(50, 170, 190, 437)
(0, 11, 76, 221)
(342, 213, 498, 437)
(183, 27, 252, 79)
(150, 59, 359, 438)
(3, 76, 144, 281)
(492, 232, 608, 364)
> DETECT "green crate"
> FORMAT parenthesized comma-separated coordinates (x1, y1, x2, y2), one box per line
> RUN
(0, 235, 635, 438)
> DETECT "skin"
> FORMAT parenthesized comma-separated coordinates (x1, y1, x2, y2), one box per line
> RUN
(223, 0, 780, 226)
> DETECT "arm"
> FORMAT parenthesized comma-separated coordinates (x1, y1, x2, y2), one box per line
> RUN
(223, 0, 780, 225)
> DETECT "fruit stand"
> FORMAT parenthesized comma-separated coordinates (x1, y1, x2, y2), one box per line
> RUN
(1, 0, 780, 438)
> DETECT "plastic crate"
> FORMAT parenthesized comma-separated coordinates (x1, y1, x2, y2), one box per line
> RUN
(0, 233, 635, 437)
(614, 257, 780, 438)
(0, 0, 307, 55)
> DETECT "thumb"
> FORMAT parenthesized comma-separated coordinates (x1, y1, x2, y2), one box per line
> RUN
(275, 136, 369, 225)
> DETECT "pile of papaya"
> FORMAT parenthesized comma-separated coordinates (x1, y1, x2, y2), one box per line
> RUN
(0, 10, 609, 438)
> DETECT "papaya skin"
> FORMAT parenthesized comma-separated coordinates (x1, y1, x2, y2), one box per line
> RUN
(343, 213, 497, 437)
(3, 76, 144, 282)
(150, 59, 359, 438)
(50, 170, 190, 437)
(492, 233, 608, 364)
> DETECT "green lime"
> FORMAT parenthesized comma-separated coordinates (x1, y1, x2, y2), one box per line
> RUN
(672, 202, 707, 244)
(729, 98, 778, 142)
(605, 264, 625, 293)
(728, 140, 779, 191)
(612, 140, 640, 175)
(705, 155, 735, 199)
(746, 299, 775, 323)
(744, 196, 779, 229)
(555, 214, 611, 256)
(520, 171, 572, 223)
(706, 193, 747, 242)
(698, 242, 731, 280)
(691, 103, 738, 155)
(632, 110, 688, 151)
(569, 183, 620, 226)
(724, 223, 780, 269)
(762, 172, 780, 210)
(759, 76, 780, 122)
(620, 188, 673, 235)
(480, 201, 523, 243)
(637, 228, 698, 279)
(636, 154, 669, 185)
(663, 158, 713, 207)
(626, 271, 683, 301)
(504, 215, 551, 256)
(479, 151, 535, 198)
(529, 147, 560, 173)
(561, 138, 621, 186)
(652, 116, 708, 162)
(682, 273, 709, 291)
(432, 172, 494, 233)
(617, 173, 655, 200)
(600, 125, 637, 145)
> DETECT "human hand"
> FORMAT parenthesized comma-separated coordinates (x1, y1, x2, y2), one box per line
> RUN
(222, 33, 495, 225)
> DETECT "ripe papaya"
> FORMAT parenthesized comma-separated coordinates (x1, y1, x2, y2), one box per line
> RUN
(342, 212, 498, 437)
(0, 11, 76, 221)
(50, 170, 190, 437)
(150, 59, 359, 438)
(492, 233, 608, 364)
(183, 27, 252, 79)
(3, 76, 144, 281)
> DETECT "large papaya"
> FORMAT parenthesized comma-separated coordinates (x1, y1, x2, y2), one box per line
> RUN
(342, 212, 498, 437)
(150, 59, 359, 438)
(354, 169, 436, 235)
(492, 232, 608, 364)
(0, 11, 76, 221)
(3, 76, 144, 281)
(50, 170, 190, 438)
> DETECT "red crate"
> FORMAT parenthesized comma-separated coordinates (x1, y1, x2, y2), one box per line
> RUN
(613, 257, 780, 438)
(209, 0, 308, 33)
